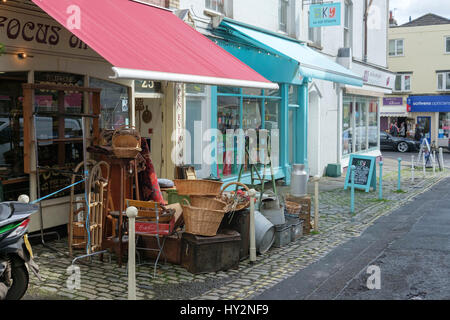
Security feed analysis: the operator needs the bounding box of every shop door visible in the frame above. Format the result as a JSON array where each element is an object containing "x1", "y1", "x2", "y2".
[
  {"x1": 136, "y1": 98, "x2": 163, "y2": 177},
  {"x1": 417, "y1": 116, "x2": 431, "y2": 144}
]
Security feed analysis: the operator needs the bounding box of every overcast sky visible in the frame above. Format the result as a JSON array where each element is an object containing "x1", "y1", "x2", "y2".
[{"x1": 390, "y1": 0, "x2": 450, "y2": 25}]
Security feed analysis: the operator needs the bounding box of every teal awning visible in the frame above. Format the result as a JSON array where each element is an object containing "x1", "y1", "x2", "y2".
[{"x1": 219, "y1": 19, "x2": 363, "y2": 87}]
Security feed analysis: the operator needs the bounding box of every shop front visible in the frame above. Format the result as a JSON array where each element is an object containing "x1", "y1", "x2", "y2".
[
  {"x1": 340, "y1": 62, "x2": 395, "y2": 169},
  {"x1": 1, "y1": 0, "x2": 276, "y2": 236},
  {"x1": 201, "y1": 18, "x2": 363, "y2": 184},
  {"x1": 0, "y1": 3, "x2": 135, "y2": 232},
  {"x1": 407, "y1": 95, "x2": 450, "y2": 147}
]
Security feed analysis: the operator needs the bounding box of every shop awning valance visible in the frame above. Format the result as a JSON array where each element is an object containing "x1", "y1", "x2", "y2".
[
  {"x1": 219, "y1": 19, "x2": 364, "y2": 87},
  {"x1": 30, "y1": 0, "x2": 277, "y2": 89}
]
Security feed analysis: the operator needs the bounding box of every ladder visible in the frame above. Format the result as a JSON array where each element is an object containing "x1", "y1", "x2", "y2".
[{"x1": 237, "y1": 130, "x2": 277, "y2": 208}]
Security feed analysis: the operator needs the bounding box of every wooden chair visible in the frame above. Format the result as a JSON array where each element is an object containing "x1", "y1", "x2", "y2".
[{"x1": 126, "y1": 199, "x2": 175, "y2": 278}]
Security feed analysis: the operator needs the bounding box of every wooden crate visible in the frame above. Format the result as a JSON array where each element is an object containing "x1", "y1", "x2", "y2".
[{"x1": 286, "y1": 194, "x2": 311, "y2": 235}]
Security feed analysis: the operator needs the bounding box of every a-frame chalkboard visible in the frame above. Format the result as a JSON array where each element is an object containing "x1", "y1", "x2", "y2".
[{"x1": 344, "y1": 155, "x2": 377, "y2": 192}]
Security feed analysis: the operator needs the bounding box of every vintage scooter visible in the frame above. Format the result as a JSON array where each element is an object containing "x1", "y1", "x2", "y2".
[{"x1": 0, "y1": 196, "x2": 41, "y2": 300}]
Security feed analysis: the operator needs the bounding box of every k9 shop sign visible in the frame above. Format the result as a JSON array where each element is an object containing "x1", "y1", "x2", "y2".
[{"x1": 0, "y1": 9, "x2": 98, "y2": 57}]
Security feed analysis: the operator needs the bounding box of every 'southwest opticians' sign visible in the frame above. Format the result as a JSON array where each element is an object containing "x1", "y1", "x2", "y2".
[{"x1": 309, "y1": 2, "x2": 341, "y2": 28}]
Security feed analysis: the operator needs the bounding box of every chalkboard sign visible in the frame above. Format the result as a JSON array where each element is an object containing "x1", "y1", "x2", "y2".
[{"x1": 344, "y1": 155, "x2": 377, "y2": 192}]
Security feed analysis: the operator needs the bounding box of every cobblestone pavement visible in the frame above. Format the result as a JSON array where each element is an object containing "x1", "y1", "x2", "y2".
[{"x1": 26, "y1": 165, "x2": 450, "y2": 300}]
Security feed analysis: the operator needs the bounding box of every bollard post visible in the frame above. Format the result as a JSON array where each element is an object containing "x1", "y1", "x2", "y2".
[
  {"x1": 314, "y1": 175, "x2": 320, "y2": 232},
  {"x1": 350, "y1": 165, "x2": 356, "y2": 214},
  {"x1": 397, "y1": 158, "x2": 402, "y2": 191},
  {"x1": 411, "y1": 155, "x2": 415, "y2": 183},
  {"x1": 439, "y1": 147, "x2": 444, "y2": 171},
  {"x1": 18, "y1": 194, "x2": 30, "y2": 203},
  {"x1": 433, "y1": 151, "x2": 436, "y2": 176},
  {"x1": 126, "y1": 206, "x2": 138, "y2": 300},
  {"x1": 248, "y1": 189, "x2": 257, "y2": 263},
  {"x1": 423, "y1": 152, "x2": 426, "y2": 176},
  {"x1": 379, "y1": 161, "x2": 383, "y2": 200}
]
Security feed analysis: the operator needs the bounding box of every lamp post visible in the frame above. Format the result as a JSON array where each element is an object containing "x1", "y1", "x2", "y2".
[{"x1": 379, "y1": 161, "x2": 383, "y2": 200}]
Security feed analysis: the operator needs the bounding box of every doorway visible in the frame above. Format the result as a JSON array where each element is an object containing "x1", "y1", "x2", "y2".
[
  {"x1": 417, "y1": 116, "x2": 431, "y2": 144},
  {"x1": 135, "y1": 97, "x2": 163, "y2": 177}
]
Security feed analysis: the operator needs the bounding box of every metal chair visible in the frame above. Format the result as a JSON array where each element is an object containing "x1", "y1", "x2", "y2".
[{"x1": 125, "y1": 199, "x2": 175, "y2": 278}]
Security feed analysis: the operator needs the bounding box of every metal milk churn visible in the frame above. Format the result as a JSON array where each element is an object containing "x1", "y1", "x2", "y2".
[{"x1": 290, "y1": 164, "x2": 309, "y2": 197}]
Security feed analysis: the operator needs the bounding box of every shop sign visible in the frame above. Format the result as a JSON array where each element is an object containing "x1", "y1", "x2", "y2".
[
  {"x1": 407, "y1": 95, "x2": 450, "y2": 112},
  {"x1": 309, "y1": 3, "x2": 341, "y2": 28},
  {"x1": 134, "y1": 80, "x2": 162, "y2": 94},
  {"x1": 0, "y1": 8, "x2": 99, "y2": 58},
  {"x1": 344, "y1": 155, "x2": 377, "y2": 193},
  {"x1": 351, "y1": 62, "x2": 395, "y2": 90},
  {"x1": 383, "y1": 97, "x2": 403, "y2": 106}
]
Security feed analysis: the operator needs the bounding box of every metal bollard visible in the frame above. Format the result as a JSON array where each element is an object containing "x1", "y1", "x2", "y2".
[
  {"x1": 350, "y1": 165, "x2": 356, "y2": 214},
  {"x1": 423, "y1": 152, "x2": 426, "y2": 176},
  {"x1": 379, "y1": 161, "x2": 383, "y2": 200},
  {"x1": 248, "y1": 189, "x2": 257, "y2": 263},
  {"x1": 411, "y1": 155, "x2": 415, "y2": 183},
  {"x1": 126, "y1": 206, "x2": 138, "y2": 300},
  {"x1": 433, "y1": 151, "x2": 436, "y2": 176},
  {"x1": 314, "y1": 175, "x2": 320, "y2": 232},
  {"x1": 439, "y1": 147, "x2": 444, "y2": 171},
  {"x1": 397, "y1": 158, "x2": 402, "y2": 191},
  {"x1": 18, "y1": 194, "x2": 30, "y2": 203}
]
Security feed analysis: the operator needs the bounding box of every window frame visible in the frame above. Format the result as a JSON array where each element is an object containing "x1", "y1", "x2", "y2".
[
  {"x1": 205, "y1": 0, "x2": 225, "y2": 14},
  {"x1": 278, "y1": 0, "x2": 289, "y2": 33},
  {"x1": 393, "y1": 73, "x2": 412, "y2": 93},
  {"x1": 446, "y1": 36, "x2": 450, "y2": 54},
  {"x1": 437, "y1": 71, "x2": 450, "y2": 91},
  {"x1": 343, "y1": 0, "x2": 353, "y2": 49},
  {"x1": 308, "y1": 0, "x2": 322, "y2": 45},
  {"x1": 389, "y1": 39, "x2": 404, "y2": 57}
]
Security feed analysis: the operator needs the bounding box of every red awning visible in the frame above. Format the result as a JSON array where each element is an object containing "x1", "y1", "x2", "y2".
[{"x1": 31, "y1": 0, "x2": 277, "y2": 89}]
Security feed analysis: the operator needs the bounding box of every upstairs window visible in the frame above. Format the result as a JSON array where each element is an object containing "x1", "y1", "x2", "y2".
[
  {"x1": 308, "y1": 0, "x2": 321, "y2": 45},
  {"x1": 279, "y1": 0, "x2": 289, "y2": 33},
  {"x1": 205, "y1": 0, "x2": 225, "y2": 14},
  {"x1": 437, "y1": 72, "x2": 450, "y2": 91},
  {"x1": 394, "y1": 74, "x2": 412, "y2": 92},
  {"x1": 446, "y1": 37, "x2": 450, "y2": 53},
  {"x1": 344, "y1": 0, "x2": 353, "y2": 49},
  {"x1": 389, "y1": 39, "x2": 404, "y2": 56}
]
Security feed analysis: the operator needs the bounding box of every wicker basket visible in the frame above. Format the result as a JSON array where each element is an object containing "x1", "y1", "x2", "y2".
[
  {"x1": 285, "y1": 201, "x2": 302, "y2": 215},
  {"x1": 219, "y1": 182, "x2": 250, "y2": 212},
  {"x1": 181, "y1": 199, "x2": 226, "y2": 237},
  {"x1": 189, "y1": 196, "x2": 228, "y2": 211},
  {"x1": 174, "y1": 179, "x2": 223, "y2": 196},
  {"x1": 112, "y1": 125, "x2": 142, "y2": 159}
]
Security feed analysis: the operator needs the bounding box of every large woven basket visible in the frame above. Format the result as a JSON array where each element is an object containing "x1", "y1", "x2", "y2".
[
  {"x1": 174, "y1": 179, "x2": 223, "y2": 196},
  {"x1": 181, "y1": 199, "x2": 226, "y2": 237},
  {"x1": 189, "y1": 196, "x2": 228, "y2": 211},
  {"x1": 112, "y1": 125, "x2": 142, "y2": 158}
]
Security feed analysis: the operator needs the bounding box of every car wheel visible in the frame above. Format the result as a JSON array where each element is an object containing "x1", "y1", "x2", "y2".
[{"x1": 397, "y1": 142, "x2": 409, "y2": 153}]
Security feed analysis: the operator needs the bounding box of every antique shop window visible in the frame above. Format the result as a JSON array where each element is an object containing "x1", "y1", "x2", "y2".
[
  {"x1": 0, "y1": 72, "x2": 29, "y2": 200},
  {"x1": 216, "y1": 87, "x2": 281, "y2": 178},
  {"x1": 90, "y1": 78, "x2": 129, "y2": 129},
  {"x1": 34, "y1": 72, "x2": 85, "y2": 199}
]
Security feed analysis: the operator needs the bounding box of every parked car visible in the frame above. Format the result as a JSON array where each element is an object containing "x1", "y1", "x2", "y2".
[{"x1": 380, "y1": 131, "x2": 421, "y2": 153}]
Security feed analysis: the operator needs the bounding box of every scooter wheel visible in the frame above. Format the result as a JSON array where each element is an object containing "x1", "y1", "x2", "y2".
[{"x1": 5, "y1": 265, "x2": 29, "y2": 300}]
